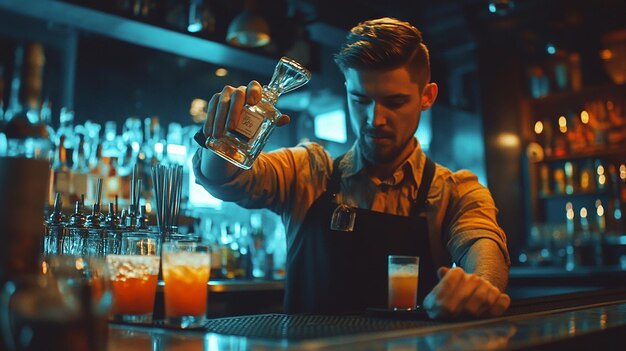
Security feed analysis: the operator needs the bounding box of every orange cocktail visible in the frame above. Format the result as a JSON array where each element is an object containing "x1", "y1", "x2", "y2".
[
  {"x1": 162, "y1": 242, "x2": 211, "y2": 327},
  {"x1": 111, "y1": 274, "x2": 159, "y2": 314},
  {"x1": 388, "y1": 273, "x2": 419, "y2": 309},
  {"x1": 163, "y1": 263, "x2": 210, "y2": 316},
  {"x1": 388, "y1": 255, "x2": 420, "y2": 310},
  {"x1": 106, "y1": 255, "x2": 160, "y2": 321}
]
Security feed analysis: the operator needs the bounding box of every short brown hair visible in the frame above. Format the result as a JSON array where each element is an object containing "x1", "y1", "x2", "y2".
[{"x1": 334, "y1": 17, "x2": 431, "y2": 89}]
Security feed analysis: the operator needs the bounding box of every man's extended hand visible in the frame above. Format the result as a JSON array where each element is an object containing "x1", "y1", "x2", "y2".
[
  {"x1": 203, "y1": 80, "x2": 290, "y2": 140},
  {"x1": 423, "y1": 267, "x2": 510, "y2": 320}
]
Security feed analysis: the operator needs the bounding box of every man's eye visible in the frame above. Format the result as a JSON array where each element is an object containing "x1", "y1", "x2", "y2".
[
  {"x1": 351, "y1": 97, "x2": 370, "y2": 105},
  {"x1": 383, "y1": 98, "x2": 409, "y2": 109},
  {"x1": 385, "y1": 101, "x2": 405, "y2": 109}
]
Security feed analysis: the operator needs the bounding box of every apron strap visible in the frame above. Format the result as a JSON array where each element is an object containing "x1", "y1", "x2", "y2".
[
  {"x1": 412, "y1": 157, "x2": 436, "y2": 216},
  {"x1": 327, "y1": 154, "x2": 345, "y2": 196}
]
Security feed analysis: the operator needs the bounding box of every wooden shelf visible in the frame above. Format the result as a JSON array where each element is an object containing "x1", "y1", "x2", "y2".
[
  {"x1": 537, "y1": 146, "x2": 626, "y2": 163},
  {"x1": 526, "y1": 83, "x2": 626, "y2": 108},
  {"x1": 539, "y1": 190, "x2": 609, "y2": 200}
]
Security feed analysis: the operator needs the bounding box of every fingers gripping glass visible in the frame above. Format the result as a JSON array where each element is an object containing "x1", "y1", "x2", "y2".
[{"x1": 330, "y1": 204, "x2": 357, "y2": 232}]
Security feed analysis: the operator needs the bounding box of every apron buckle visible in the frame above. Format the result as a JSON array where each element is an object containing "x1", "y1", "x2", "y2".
[{"x1": 330, "y1": 204, "x2": 357, "y2": 232}]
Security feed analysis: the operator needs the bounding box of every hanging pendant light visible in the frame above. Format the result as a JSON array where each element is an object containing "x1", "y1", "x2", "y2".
[
  {"x1": 187, "y1": 0, "x2": 204, "y2": 33},
  {"x1": 226, "y1": 0, "x2": 271, "y2": 48}
]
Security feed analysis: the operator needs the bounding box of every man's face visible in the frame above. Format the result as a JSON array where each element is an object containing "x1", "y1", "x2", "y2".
[{"x1": 344, "y1": 66, "x2": 436, "y2": 165}]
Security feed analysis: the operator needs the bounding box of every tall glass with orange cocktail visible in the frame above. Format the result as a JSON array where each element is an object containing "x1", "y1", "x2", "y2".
[
  {"x1": 388, "y1": 255, "x2": 420, "y2": 310},
  {"x1": 162, "y1": 242, "x2": 211, "y2": 328},
  {"x1": 106, "y1": 234, "x2": 161, "y2": 323}
]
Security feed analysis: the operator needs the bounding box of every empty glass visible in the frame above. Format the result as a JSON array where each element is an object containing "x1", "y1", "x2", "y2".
[{"x1": 2, "y1": 255, "x2": 114, "y2": 351}]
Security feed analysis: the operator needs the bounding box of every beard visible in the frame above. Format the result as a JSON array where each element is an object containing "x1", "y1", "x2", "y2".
[{"x1": 358, "y1": 133, "x2": 412, "y2": 165}]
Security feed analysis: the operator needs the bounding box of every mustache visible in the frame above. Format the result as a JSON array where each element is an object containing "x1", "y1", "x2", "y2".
[{"x1": 362, "y1": 127, "x2": 394, "y2": 138}]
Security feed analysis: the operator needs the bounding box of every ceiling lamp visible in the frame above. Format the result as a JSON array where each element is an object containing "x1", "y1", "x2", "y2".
[
  {"x1": 226, "y1": 0, "x2": 271, "y2": 48},
  {"x1": 187, "y1": 0, "x2": 204, "y2": 33}
]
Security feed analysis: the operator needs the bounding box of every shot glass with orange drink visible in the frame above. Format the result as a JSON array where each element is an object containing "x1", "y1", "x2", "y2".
[
  {"x1": 162, "y1": 242, "x2": 211, "y2": 328},
  {"x1": 106, "y1": 234, "x2": 161, "y2": 323},
  {"x1": 388, "y1": 255, "x2": 419, "y2": 310}
]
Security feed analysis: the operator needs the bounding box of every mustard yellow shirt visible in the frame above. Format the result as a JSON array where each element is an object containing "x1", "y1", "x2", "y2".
[{"x1": 192, "y1": 138, "x2": 510, "y2": 268}]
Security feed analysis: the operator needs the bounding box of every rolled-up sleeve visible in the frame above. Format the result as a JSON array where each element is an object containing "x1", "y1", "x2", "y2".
[
  {"x1": 191, "y1": 143, "x2": 332, "y2": 228},
  {"x1": 443, "y1": 170, "x2": 511, "y2": 266}
]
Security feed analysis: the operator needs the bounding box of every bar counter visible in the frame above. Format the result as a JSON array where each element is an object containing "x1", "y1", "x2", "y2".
[{"x1": 108, "y1": 288, "x2": 626, "y2": 350}]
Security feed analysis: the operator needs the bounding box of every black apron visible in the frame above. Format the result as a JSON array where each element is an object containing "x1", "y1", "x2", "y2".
[{"x1": 285, "y1": 155, "x2": 437, "y2": 314}]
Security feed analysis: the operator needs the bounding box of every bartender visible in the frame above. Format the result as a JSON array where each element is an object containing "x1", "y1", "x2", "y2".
[{"x1": 192, "y1": 17, "x2": 510, "y2": 320}]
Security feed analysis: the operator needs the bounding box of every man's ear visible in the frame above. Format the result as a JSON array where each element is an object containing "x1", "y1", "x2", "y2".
[{"x1": 421, "y1": 83, "x2": 438, "y2": 111}]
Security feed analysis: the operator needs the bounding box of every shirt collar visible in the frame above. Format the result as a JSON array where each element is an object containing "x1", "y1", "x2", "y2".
[{"x1": 339, "y1": 137, "x2": 426, "y2": 185}]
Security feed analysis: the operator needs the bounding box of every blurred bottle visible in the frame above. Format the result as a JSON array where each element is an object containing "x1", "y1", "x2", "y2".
[
  {"x1": 86, "y1": 143, "x2": 104, "y2": 206},
  {"x1": 564, "y1": 161, "x2": 576, "y2": 194},
  {"x1": 64, "y1": 198, "x2": 86, "y2": 255},
  {"x1": 52, "y1": 135, "x2": 71, "y2": 205},
  {"x1": 528, "y1": 66, "x2": 550, "y2": 98},
  {"x1": 539, "y1": 164, "x2": 551, "y2": 196},
  {"x1": 608, "y1": 164, "x2": 625, "y2": 234},
  {"x1": 56, "y1": 107, "x2": 76, "y2": 166},
  {"x1": 0, "y1": 155, "x2": 49, "y2": 289},
  {"x1": 102, "y1": 121, "x2": 121, "y2": 159},
  {"x1": 553, "y1": 168, "x2": 566, "y2": 195},
  {"x1": 2, "y1": 43, "x2": 52, "y2": 160},
  {"x1": 579, "y1": 159, "x2": 595, "y2": 193},
  {"x1": 72, "y1": 134, "x2": 90, "y2": 204},
  {"x1": 195, "y1": 216, "x2": 223, "y2": 279},
  {"x1": 39, "y1": 99, "x2": 55, "y2": 142},
  {"x1": 595, "y1": 159, "x2": 607, "y2": 191},
  {"x1": 564, "y1": 202, "x2": 576, "y2": 271},
  {"x1": 219, "y1": 222, "x2": 243, "y2": 279},
  {"x1": 271, "y1": 223, "x2": 287, "y2": 280},
  {"x1": 619, "y1": 164, "x2": 626, "y2": 233},
  {"x1": 237, "y1": 224, "x2": 252, "y2": 278},
  {"x1": 249, "y1": 212, "x2": 268, "y2": 279},
  {"x1": 103, "y1": 156, "x2": 121, "y2": 208},
  {"x1": 0, "y1": 62, "x2": 5, "y2": 125},
  {"x1": 0, "y1": 92, "x2": 5, "y2": 156},
  {"x1": 43, "y1": 193, "x2": 66, "y2": 255}
]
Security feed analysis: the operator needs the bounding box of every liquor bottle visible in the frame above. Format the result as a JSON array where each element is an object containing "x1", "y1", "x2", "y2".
[
  {"x1": 206, "y1": 57, "x2": 311, "y2": 169},
  {"x1": 564, "y1": 161, "x2": 576, "y2": 194},
  {"x1": 52, "y1": 135, "x2": 71, "y2": 205},
  {"x1": 595, "y1": 159, "x2": 606, "y2": 191},
  {"x1": 72, "y1": 135, "x2": 90, "y2": 203},
  {"x1": 56, "y1": 107, "x2": 76, "y2": 167},
  {"x1": 579, "y1": 159, "x2": 595, "y2": 192},
  {"x1": 607, "y1": 165, "x2": 621, "y2": 233},
  {"x1": 44, "y1": 193, "x2": 66, "y2": 255},
  {"x1": 616, "y1": 164, "x2": 626, "y2": 234},
  {"x1": 249, "y1": 212, "x2": 268, "y2": 278},
  {"x1": 84, "y1": 204, "x2": 104, "y2": 256},
  {"x1": 2, "y1": 43, "x2": 51, "y2": 159},
  {"x1": 136, "y1": 204, "x2": 150, "y2": 230},
  {"x1": 64, "y1": 199, "x2": 86, "y2": 255},
  {"x1": 104, "y1": 202, "x2": 122, "y2": 256},
  {"x1": 86, "y1": 143, "x2": 103, "y2": 207}
]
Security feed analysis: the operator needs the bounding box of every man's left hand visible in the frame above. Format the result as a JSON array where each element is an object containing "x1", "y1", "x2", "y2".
[{"x1": 423, "y1": 266, "x2": 510, "y2": 320}]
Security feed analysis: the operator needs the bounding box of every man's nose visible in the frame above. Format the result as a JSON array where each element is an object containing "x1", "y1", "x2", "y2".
[{"x1": 367, "y1": 102, "x2": 386, "y2": 127}]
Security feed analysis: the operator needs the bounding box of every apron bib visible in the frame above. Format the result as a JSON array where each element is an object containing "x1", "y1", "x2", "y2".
[{"x1": 285, "y1": 156, "x2": 437, "y2": 314}]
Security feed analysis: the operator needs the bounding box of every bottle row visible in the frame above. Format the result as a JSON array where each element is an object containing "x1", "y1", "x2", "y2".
[
  {"x1": 537, "y1": 159, "x2": 626, "y2": 198},
  {"x1": 192, "y1": 213, "x2": 287, "y2": 281},
  {"x1": 42, "y1": 190, "x2": 287, "y2": 282},
  {"x1": 531, "y1": 97, "x2": 626, "y2": 158}
]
